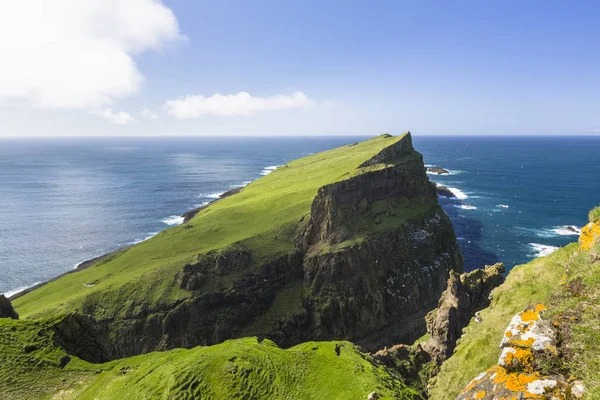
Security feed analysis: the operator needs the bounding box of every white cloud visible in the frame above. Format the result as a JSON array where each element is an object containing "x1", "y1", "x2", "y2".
[
  {"x1": 165, "y1": 91, "x2": 313, "y2": 119},
  {"x1": 141, "y1": 108, "x2": 158, "y2": 120},
  {"x1": 0, "y1": 1, "x2": 182, "y2": 110},
  {"x1": 92, "y1": 108, "x2": 137, "y2": 124}
]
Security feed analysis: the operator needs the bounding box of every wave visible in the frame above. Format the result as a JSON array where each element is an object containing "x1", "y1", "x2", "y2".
[
  {"x1": 497, "y1": 204, "x2": 509, "y2": 209},
  {"x1": 128, "y1": 232, "x2": 159, "y2": 245},
  {"x1": 454, "y1": 204, "x2": 477, "y2": 210},
  {"x1": 528, "y1": 243, "x2": 559, "y2": 257},
  {"x1": 260, "y1": 165, "x2": 280, "y2": 176},
  {"x1": 447, "y1": 187, "x2": 468, "y2": 200},
  {"x1": 551, "y1": 225, "x2": 581, "y2": 236},
  {"x1": 3, "y1": 282, "x2": 42, "y2": 298},
  {"x1": 230, "y1": 181, "x2": 252, "y2": 188},
  {"x1": 206, "y1": 192, "x2": 225, "y2": 199},
  {"x1": 193, "y1": 201, "x2": 210, "y2": 207},
  {"x1": 162, "y1": 215, "x2": 184, "y2": 226}
]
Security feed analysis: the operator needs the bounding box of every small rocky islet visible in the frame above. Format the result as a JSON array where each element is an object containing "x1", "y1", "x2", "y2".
[{"x1": 2, "y1": 133, "x2": 600, "y2": 399}]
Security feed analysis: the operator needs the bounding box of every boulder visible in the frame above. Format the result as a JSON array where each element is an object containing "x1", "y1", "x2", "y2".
[
  {"x1": 0, "y1": 295, "x2": 18, "y2": 319},
  {"x1": 426, "y1": 167, "x2": 450, "y2": 175}
]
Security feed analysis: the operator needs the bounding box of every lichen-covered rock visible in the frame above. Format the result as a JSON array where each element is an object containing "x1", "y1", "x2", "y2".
[
  {"x1": 0, "y1": 295, "x2": 18, "y2": 319},
  {"x1": 457, "y1": 305, "x2": 585, "y2": 399},
  {"x1": 579, "y1": 221, "x2": 600, "y2": 251}
]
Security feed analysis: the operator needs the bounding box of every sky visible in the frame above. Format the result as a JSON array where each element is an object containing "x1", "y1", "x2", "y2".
[{"x1": 1, "y1": 0, "x2": 600, "y2": 136}]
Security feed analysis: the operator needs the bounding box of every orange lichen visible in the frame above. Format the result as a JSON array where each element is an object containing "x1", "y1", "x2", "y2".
[
  {"x1": 491, "y1": 365, "x2": 541, "y2": 397},
  {"x1": 505, "y1": 331, "x2": 513, "y2": 338},
  {"x1": 520, "y1": 310, "x2": 540, "y2": 322},
  {"x1": 579, "y1": 222, "x2": 600, "y2": 250},
  {"x1": 475, "y1": 391, "x2": 486, "y2": 399},
  {"x1": 503, "y1": 348, "x2": 535, "y2": 372},
  {"x1": 534, "y1": 304, "x2": 547, "y2": 313}
]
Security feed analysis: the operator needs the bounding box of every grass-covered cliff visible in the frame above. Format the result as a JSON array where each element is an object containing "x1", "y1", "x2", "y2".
[{"x1": 11, "y1": 132, "x2": 462, "y2": 359}]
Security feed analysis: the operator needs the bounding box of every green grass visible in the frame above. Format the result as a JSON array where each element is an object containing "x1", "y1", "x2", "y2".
[
  {"x1": 0, "y1": 316, "x2": 421, "y2": 400},
  {"x1": 429, "y1": 243, "x2": 577, "y2": 400},
  {"x1": 589, "y1": 205, "x2": 600, "y2": 223},
  {"x1": 14, "y1": 133, "x2": 413, "y2": 320}
]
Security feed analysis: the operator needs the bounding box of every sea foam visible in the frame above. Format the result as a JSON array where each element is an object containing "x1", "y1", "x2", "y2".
[
  {"x1": 447, "y1": 187, "x2": 468, "y2": 200},
  {"x1": 529, "y1": 243, "x2": 559, "y2": 257},
  {"x1": 260, "y1": 165, "x2": 280, "y2": 176},
  {"x1": 551, "y1": 225, "x2": 581, "y2": 236},
  {"x1": 3, "y1": 282, "x2": 42, "y2": 298},
  {"x1": 162, "y1": 215, "x2": 184, "y2": 226},
  {"x1": 455, "y1": 204, "x2": 477, "y2": 210}
]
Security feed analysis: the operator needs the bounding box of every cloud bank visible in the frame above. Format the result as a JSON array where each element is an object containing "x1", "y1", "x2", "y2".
[
  {"x1": 0, "y1": 1, "x2": 182, "y2": 110},
  {"x1": 165, "y1": 91, "x2": 313, "y2": 119}
]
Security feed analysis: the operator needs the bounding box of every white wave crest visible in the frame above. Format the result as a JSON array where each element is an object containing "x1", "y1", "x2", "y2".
[
  {"x1": 162, "y1": 215, "x2": 184, "y2": 226},
  {"x1": 206, "y1": 192, "x2": 225, "y2": 199},
  {"x1": 529, "y1": 243, "x2": 559, "y2": 257},
  {"x1": 3, "y1": 282, "x2": 42, "y2": 298},
  {"x1": 260, "y1": 165, "x2": 281, "y2": 176},
  {"x1": 128, "y1": 232, "x2": 159, "y2": 245},
  {"x1": 551, "y1": 225, "x2": 581, "y2": 236},
  {"x1": 455, "y1": 204, "x2": 477, "y2": 210},
  {"x1": 497, "y1": 204, "x2": 509, "y2": 209},
  {"x1": 447, "y1": 187, "x2": 468, "y2": 200}
]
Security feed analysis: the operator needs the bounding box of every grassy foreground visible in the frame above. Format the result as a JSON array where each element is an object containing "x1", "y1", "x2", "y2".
[
  {"x1": 13, "y1": 133, "x2": 412, "y2": 320},
  {"x1": 430, "y1": 209, "x2": 600, "y2": 399},
  {"x1": 0, "y1": 316, "x2": 421, "y2": 400}
]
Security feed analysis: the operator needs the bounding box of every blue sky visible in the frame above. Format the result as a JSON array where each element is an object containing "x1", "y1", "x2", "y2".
[{"x1": 1, "y1": 0, "x2": 600, "y2": 136}]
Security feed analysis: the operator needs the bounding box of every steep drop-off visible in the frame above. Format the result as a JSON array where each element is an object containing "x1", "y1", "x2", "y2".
[{"x1": 12, "y1": 133, "x2": 462, "y2": 360}]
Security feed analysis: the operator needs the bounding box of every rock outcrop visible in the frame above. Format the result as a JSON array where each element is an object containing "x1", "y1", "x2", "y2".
[
  {"x1": 427, "y1": 167, "x2": 450, "y2": 175},
  {"x1": 436, "y1": 186, "x2": 456, "y2": 199},
  {"x1": 422, "y1": 263, "x2": 505, "y2": 361},
  {"x1": 458, "y1": 305, "x2": 585, "y2": 399},
  {"x1": 370, "y1": 264, "x2": 505, "y2": 396},
  {"x1": 0, "y1": 295, "x2": 18, "y2": 319}
]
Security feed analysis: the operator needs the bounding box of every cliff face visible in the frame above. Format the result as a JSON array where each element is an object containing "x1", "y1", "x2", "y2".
[{"x1": 14, "y1": 133, "x2": 463, "y2": 361}]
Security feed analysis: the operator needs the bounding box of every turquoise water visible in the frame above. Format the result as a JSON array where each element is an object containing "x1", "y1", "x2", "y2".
[{"x1": 1, "y1": 135, "x2": 599, "y2": 295}]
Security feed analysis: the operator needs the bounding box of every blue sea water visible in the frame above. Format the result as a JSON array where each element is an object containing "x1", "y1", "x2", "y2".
[{"x1": 1, "y1": 135, "x2": 599, "y2": 295}]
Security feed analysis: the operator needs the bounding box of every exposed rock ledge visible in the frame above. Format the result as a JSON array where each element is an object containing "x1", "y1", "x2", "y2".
[
  {"x1": 458, "y1": 304, "x2": 585, "y2": 399},
  {"x1": 373, "y1": 263, "x2": 505, "y2": 394}
]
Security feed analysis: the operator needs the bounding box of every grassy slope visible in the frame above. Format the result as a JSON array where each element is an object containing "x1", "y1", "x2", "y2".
[
  {"x1": 14, "y1": 133, "x2": 416, "y2": 320},
  {"x1": 429, "y1": 243, "x2": 576, "y2": 399},
  {"x1": 432, "y1": 231, "x2": 600, "y2": 399},
  {"x1": 0, "y1": 317, "x2": 421, "y2": 400}
]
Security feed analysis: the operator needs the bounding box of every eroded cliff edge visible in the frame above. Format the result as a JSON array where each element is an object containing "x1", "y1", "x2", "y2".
[{"x1": 14, "y1": 133, "x2": 463, "y2": 360}]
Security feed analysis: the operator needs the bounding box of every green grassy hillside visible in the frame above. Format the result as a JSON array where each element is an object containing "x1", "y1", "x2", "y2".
[
  {"x1": 13, "y1": 133, "x2": 414, "y2": 320},
  {"x1": 0, "y1": 315, "x2": 421, "y2": 400},
  {"x1": 430, "y1": 210, "x2": 600, "y2": 399}
]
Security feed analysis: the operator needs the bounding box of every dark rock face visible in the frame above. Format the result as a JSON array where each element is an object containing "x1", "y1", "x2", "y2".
[
  {"x1": 0, "y1": 295, "x2": 18, "y2": 319},
  {"x1": 52, "y1": 313, "x2": 114, "y2": 363},
  {"x1": 54, "y1": 133, "x2": 465, "y2": 361},
  {"x1": 371, "y1": 263, "x2": 505, "y2": 396},
  {"x1": 422, "y1": 263, "x2": 505, "y2": 361}
]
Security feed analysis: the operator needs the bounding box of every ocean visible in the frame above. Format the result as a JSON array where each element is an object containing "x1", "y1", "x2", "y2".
[{"x1": 1, "y1": 135, "x2": 599, "y2": 296}]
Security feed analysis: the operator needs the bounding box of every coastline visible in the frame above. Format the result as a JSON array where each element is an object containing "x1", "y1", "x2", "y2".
[{"x1": 8, "y1": 184, "x2": 251, "y2": 302}]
